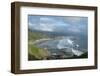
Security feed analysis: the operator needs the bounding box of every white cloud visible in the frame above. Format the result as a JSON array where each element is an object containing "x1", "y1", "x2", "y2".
[
  {"x1": 28, "y1": 22, "x2": 33, "y2": 26},
  {"x1": 64, "y1": 17, "x2": 81, "y2": 23},
  {"x1": 29, "y1": 21, "x2": 54, "y2": 32},
  {"x1": 67, "y1": 27, "x2": 80, "y2": 33},
  {"x1": 36, "y1": 23, "x2": 54, "y2": 32},
  {"x1": 28, "y1": 16, "x2": 87, "y2": 34},
  {"x1": 40, "y1": 17, "x2": 53, "y2": 21}
]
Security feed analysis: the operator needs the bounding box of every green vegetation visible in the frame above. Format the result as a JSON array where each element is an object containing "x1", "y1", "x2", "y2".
[
  {"x1": 28, "y1": 43, "x2": 50, "y2": 60},
  {"x1": 66, "y1": 52, "x2": 88, "y2": 59},
  {"x1": 28, "y1": 31, "x2": 51, "y2": 60},
  {"x1": 78, "y1": 52, "x2": 88, "y2": 58},
  {"x1": 28, "y1": 31, "x2": 48, "y2": 41}
]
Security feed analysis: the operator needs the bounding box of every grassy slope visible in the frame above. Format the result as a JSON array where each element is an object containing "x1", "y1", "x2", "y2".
[
  {"x1": 28, "y1": 31, "x2": 48, "y2": 41},
  {"x1": 28, "y1": 31, "x2": 50, "y2": 60}
]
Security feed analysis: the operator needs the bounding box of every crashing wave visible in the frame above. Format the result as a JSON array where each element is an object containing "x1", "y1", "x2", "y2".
[
  {"x1": 57, "y1": 38, "x2": 74, "y2": 49},
  {"x1": 35, "y1": 37, "x2": 86, "y2": 57},
  {"x1": 57, "y1": 37, "x2": 85, "y2": 56},
  {"x1": 72, "y1": 48, "x2": 84, "y2": 56}
]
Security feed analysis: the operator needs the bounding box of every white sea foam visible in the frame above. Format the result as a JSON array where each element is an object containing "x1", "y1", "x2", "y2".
[
  {"x1": 57, "y1": 38, "x2": 73, "y2": 49},
  {"x1": 72, "y1": 48, "x2": 83, "y2": 56}
]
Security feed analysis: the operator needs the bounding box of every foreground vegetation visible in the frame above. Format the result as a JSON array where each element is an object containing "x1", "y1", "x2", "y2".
[
  {"x1": 28, "y1": 31, "x2": 50, "y2": 60},
  {"x1": 28, "y1": 43, "x2": 50, "y2": 60},
  {"x1": 28, "y1": 30, "x2": 49, "y2": 41}
]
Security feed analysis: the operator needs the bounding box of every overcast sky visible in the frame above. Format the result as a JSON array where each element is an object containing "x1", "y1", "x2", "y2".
[{"x1": 28, "y1": 15, "x2": 88, "y2": 35}]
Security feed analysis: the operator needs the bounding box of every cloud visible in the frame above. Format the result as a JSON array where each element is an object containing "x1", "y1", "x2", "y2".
[
  {"x1": 40, "y1": 17, "x2": 53, "y2": 21},
  {"x1": 28, "y1": 16, "x2": 88, "y2": 34},
  {"x1": 36, "y1": 23, "x2": 54, "y2": 32},
  {"x1": 64, "y1": 16, "x2": 85, "y2": 24},
  {"x1": 29, "y1": 21, "x2": 54, "y2": 32},
  {"x1": 29, "y1": 16, "x2": 69, "y2": 32},
  {"x1": 67, "y1": 27, "x2": 80, "y2": 33}
]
